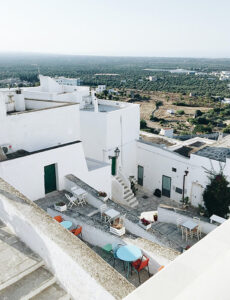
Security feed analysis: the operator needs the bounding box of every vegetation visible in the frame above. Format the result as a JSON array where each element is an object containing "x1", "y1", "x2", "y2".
[
  {"x1": 203, "y1": 170, "x2": 230, "y2": 218},
  {"x1": 0, "y1": 54, "x2": 230, "y2": 98},
  {"x1": 140, "y1": 119, "x2": 147, "y2": 129}
]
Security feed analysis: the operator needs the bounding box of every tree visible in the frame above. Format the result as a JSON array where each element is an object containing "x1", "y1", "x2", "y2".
[
  {"x1": 140, "y1": 119, "x2": 147, "y2": 129},
  {"x1": 203, "y1": 170, "x2": 230, "y2": 218},
  {"x1": 195, "y1": 109, "x2": 203, "y2": 118}
]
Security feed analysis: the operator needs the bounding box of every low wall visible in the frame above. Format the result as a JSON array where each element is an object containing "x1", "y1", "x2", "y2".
[
  {"x1": 158, "y1": 206, "x2": 217, "y2": 234},
  {"x1": 0, "y1": 178, "x2": 134, "y2": 300}
]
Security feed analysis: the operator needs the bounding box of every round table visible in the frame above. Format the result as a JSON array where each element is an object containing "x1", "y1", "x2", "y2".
[
  {"x1": 60, "y1": 221, "x2": 72, "y2": 229},
  {"x1": 116, "y1": 245, "x2": 142, "y2": 278}
]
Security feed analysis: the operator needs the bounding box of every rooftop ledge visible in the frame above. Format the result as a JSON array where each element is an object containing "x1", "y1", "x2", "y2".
[{"x1": 0, "y1": 178, "x2": 134, "y2": 299}]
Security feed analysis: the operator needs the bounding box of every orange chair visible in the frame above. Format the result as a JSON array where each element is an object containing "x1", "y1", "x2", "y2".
[
  {"x1": 54, "y1": 216, "x2": 63, "y2": 223},
  {"x1": 71, "y1": 226, "x2": 82, "y2": 238},
  {"x1": 132, "y1": 255, "x2": 150, "y2": 283},
  {"x1": 158, "y1": 265, "x2": 164, "y2": 272}
]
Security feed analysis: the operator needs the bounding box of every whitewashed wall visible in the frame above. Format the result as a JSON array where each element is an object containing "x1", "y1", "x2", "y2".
[
  {"x1": 0, "y1": 143, "x2": 111, "y2": 201},
  {"x1": 80, "y1": 102, "x2": 140, "y2": 178},
  {"x1": 136, "y1": 140, "x2": 192, "y2": 203},
  {"x1": 0, "y1": 102, "x2": 80, "y2": 152}
]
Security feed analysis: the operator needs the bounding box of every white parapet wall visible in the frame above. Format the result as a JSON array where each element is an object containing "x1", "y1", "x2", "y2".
[
  {"x1": 0, "y1": 178, "x2": 134, "y2": 300},
  {"x1": 158, "y1": 205, "x2": 217, "y2": 234}
]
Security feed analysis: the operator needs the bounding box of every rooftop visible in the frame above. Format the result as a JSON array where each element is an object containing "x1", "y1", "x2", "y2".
[
  {"x1": 2, "y1": 141, "x2": 81, "y2": 162},
  {"x1": 194, "y1": 146, "x2": 230, "y2": 162}
]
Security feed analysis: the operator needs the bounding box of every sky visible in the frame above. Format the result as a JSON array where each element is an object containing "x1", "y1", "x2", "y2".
[{"x1": 0, "y1": 0, "x2": 230, "y2": 58}]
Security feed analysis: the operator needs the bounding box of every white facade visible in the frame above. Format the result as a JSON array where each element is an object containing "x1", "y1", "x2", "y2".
[
  {"x1": 160, "y1": 128, "x2": 174, "y2": 138},
  {"x1": 54, "y1": 76, "x2": 80, "y2": 86},
  {"x1": 96, "y1": 85, "x2": 106, "y2": 93}
]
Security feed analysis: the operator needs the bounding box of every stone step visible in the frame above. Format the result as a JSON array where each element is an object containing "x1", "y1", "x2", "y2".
[
  {"x1": 124, "y1": 191, "x2": 133, "y2": 199},
  {"x1": 31, "y1": 283, "x2": 70, "y2": 300},
  {"x1": 127, "y1": 197, "x2": 138, "y2": 207},
  {"x1": 0, "y1": 260, "x2": 44, "y2": 291},
  {"x1": 130, "y1": 201, "x2": 139, "y2": 208},
  {"x1": 125, "y1": 194, "x2": 135, "y2": 202},
  {"x1": 0, "y1": 267, "x2": 56, "y2": 300}
]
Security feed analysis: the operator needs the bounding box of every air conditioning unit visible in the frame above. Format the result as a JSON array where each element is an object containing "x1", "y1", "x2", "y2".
[{"x1": 0, "y1": 144, "x2": 13, "y2": 154}]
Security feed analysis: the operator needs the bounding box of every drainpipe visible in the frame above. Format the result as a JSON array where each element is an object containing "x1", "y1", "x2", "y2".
[{"x1": 182, "y1": 170, "x2": 189, "y2": 201}]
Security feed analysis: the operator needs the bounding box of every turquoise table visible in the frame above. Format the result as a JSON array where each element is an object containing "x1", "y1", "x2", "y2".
[
  {"x1": 116, "y1": 245, "x2": 142, "y2": 278},
  {"x1": 60, "y1": 221, "x2": 72, "y2": 229}
]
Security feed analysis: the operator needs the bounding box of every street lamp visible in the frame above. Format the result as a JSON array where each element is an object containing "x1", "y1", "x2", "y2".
[{"x1": 114, "y1": 147, "x2": 120, "y2": 158}]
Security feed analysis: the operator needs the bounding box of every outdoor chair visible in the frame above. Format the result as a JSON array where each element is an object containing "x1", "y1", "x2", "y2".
[
  {"x1": 65, "y1": 193, "x2": 78, "y2": 208},
  {"x1": 131, "y1": 255, "x2": 150, "y2": 284},
  {"x1": 71, "y1": 225, "x2": 82, "y2": 239},
  {"x1": 176, "y1": 217, "x2": 184, "y2": 231},
  {"x1": 100, "y1": 204, "x2": 108, "y2": 222},
  {"x1": 112, "y1": 243, "x2": 125, "y2": 269},
  {"x1": 54, "y1": 215, "x2": 63, "y2": 223}
]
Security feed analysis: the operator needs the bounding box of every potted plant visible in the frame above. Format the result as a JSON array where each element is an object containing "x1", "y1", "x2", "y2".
[
  {"x1": 198, "y1": 204, "x2": 205, "y2": 216},
  {"x1": 153, "y1": 213, "x2": 158, "y2": 222},
  {"x1": 180, "y1": 196, "x2": 190, "y2": 209},
  {"x1": 139, "y1": 218, "x2": 151, "y2": 230},
  {"x1": 54, "y1": 201, "x2": 67, "y2": 212},
  {"x1": 154, "y1": 189, "x2": 161, "y2": 198},
  {"x1": 98, "y1": 191, "x2": 108, "y2": 202}
]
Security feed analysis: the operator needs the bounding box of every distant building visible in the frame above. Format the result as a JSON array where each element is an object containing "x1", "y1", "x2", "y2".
[
  {"x1": 95, "y1": 85, "x2": 106, "y2": 93},
  {"x1": 54, "y1": 76, "x2": 81, "y2": 86},
  {"x1": 148, "y1": 76, "x2": 157, "y2": 82},
  {"x1": 160, "y1": 128, "x2": 174, "y2": 138},
  {"x1": 167, "y1": 109, "x2": 175, "y2": 115}
]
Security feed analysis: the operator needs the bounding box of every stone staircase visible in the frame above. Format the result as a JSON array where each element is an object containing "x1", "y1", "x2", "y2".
[
  {"x1": 0, "y1": 262, "x2": 70, "y2": 300},
  {"x1": 0, "y1": 222, "x2": 70, "y2": 300},
  {"x1": 115, "y1": 175, "x2": 138, "y2": 208}
]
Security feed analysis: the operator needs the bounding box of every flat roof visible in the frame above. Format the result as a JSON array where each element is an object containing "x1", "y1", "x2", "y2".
[
  {"x1": 4, "y1": 141, "x2": 81, "y2": 162},
  {"x1": 194, "y1": 146, "x2": 230, "y2": 162}
]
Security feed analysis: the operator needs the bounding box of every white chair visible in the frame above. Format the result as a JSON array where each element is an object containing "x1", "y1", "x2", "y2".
[
  {"x1": 65, "y1": 193, "x2": 78, "y2": 209},
  {"x1": 100, "y1": 204, "x2": 108, "y2": 222},
  {"x1": 176, "y1": 217, "x2": 183, "y2": 231}
]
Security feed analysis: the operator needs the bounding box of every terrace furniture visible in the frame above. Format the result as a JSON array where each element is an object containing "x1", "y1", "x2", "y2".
[
  {"x1": 100, "y1": 204, "x2": 108, "y2": 222},
  {"x1": 116, "y1": 245, "x2": 142, "y2": 278},
  {"x1": 132, "y1": 255, "x2": 150, "y2": 284},
  {"x1": 71, "y1": 225, "x2": 82, "y2": 238},
  {"x1": 112, "y1": 243, "x2": 124, "y2": 268},
  {"x1": 54, "y1": 216, "x2": 63, "y2": 223},
  {"x1": 210, "y1": 214, "x2": 226, "y2": 225},
  {"x1": 104, "y1": 209, "x2": 120, "y2": 224},
  {"x1": 60, "y1": 220, "x2": 72, "y2": 230},
  {"x1": 71, "y1": 187, "x2": 88, "y2": 206},
  {"x1": 176, "y1": 217, "x2": 184, "y2": 231},
  {"x1": 181, "y1": 220, "x2": 198, "y2": 241},
  {"x1": 65, "y1": 193, "x2": 78, "y2": 208}
]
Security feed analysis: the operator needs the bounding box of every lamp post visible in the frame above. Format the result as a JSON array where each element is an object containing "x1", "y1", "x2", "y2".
[
  {"x1": 109, "y1": 147, "x2": 120, "y2": 176},
  {"x1": 114, "y1": 147, "x2": 120, "y2": 158}
]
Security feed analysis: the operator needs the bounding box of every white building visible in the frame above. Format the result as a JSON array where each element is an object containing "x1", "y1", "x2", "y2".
[
  {"x1": 96, "y1": 85, "x2": 106, "y2": 93},
  {"x1": 4, "y1": 75, "x2": 230, "y2": 209},
  {"x1": 159, "y1": 128, "x2": 174, "y2": 138},
  {"x1": 0, "y1": 86, "x2": 111, "y2": 201},
  {"x1": 54, "y1": 76, "x2": 81, "y2": 86}
]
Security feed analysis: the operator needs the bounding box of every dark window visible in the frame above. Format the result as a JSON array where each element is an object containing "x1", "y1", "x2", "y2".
[
  {"x1": 172, "y1": 168, "x2": 177, "y2": 172},
  {"x1": 175, "y1": 187, "x2": 182, "y2": 194}
]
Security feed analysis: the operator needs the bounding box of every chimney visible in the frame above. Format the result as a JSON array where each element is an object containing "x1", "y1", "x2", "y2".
[{"x1": 14, "y1": 89, "x2": 25, "y2": 112}]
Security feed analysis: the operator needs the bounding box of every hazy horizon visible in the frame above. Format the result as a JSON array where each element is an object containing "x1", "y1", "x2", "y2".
[{"x1": 1, "y1": 0, "x2": 230, "y2": 58}]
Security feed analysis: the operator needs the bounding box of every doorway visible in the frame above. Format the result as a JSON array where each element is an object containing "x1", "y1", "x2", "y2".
[
  {"x1": 137, "y1": 165, "x2": 144, "y2": 186},
  {"x1": 162, "y1": 175, "x2": 171, "y2": 197},
  {"x1": 44, "y1": 164, "x2": 57, "y2": 194}
]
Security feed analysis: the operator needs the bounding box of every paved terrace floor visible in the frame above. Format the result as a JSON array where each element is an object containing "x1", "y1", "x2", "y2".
[{"x1": 36, "y1": 190, "x2": 202, "y2": 253}]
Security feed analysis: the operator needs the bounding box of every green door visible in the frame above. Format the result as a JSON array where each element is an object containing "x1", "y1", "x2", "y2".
[
  {"x1": 137, "y1": 165, "x2": 144, "y2": 186},
  {"x1": 44, "y1": 164, "x2": 57, "y2": 194},
  {"x1": 162, "y1": 175, "x2": 171, "y2": 197},
  {"x1": 111, "y1": 157, "x2": 116, "y2": 175}
]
